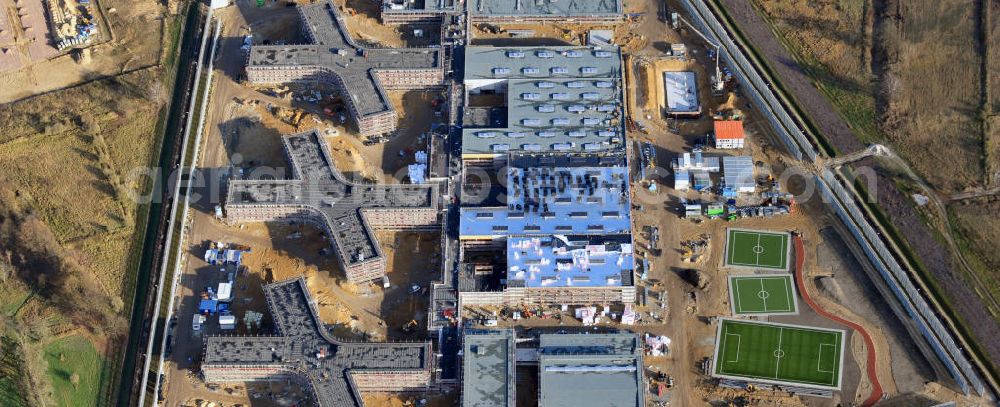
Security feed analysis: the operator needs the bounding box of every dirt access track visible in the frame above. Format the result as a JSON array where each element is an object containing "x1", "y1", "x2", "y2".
[{"x1": 712, "y1": 0, "x2": 1000, "y2": 376}]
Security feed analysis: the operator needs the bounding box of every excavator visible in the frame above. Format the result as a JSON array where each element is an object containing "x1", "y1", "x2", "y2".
[
  {"x1": 712, "y1": 92, "x2": 743, "y2": 121},
  {"x1": 401, "y1": 319, "x2": 418, "y2": 333}
]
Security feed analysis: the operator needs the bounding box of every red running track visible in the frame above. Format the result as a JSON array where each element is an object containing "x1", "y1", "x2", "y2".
[{"x1": 793, "y1": 235, "x2": 885, "y2": 406}]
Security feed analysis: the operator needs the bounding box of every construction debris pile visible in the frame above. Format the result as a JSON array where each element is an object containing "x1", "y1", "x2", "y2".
[
  {"x1": 50, "y1": 0, "x2": 99, "y2": 49},
  {"x1": 680, "y1": 235, "x2": 710, "y2": 264}
]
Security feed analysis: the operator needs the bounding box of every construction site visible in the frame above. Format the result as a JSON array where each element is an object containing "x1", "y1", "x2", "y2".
[
  {"x1": 145, "y1": 0, "x2": 1000, "y2": 406},
  {"x1": 0, "y1": 0, "x2": 107, "y2": 72}
]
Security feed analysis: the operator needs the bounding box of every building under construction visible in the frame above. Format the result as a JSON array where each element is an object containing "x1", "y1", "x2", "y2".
[
  {"x1": 460, "y1": 330, "x2": 644, "y2": 407},
  {"x1": 446, "y1": 44, "x2": 635, "y2": 308},
  {"x1": 456, "y1": 154, "x2": 635, "y2": 306},
  {"x1": 469, "y1": 0, "x2": 622, "y2": 23},
  {"x1": 224, "y1": 130, "x2": 439, "y2": 284},
  {"x1": 245, "y1": 0, "x2": 444, "y2": 136},
  {"x1": 461, "y1": 45, "x2": 626, "y2": 163},
  {"x1": 381, "y1": 0, "x2": 622, "y2": 24},
  {"x1": 662, "y1": 70, "x2": 701, "y2": 118},
  {"x1": 380, "y1": 0, "x2": 460, "y2": 24},
  {"x1": 202, "y1": 278, "x2": 433, "y2": 406}
]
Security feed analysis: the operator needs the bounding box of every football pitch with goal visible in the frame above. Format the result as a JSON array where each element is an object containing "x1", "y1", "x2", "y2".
[
  {"x1": 714, "y1": 319, "x2": 844, "y2": 389},
  {"x1": 725, "y1": 229, "x2": 790, "y2": 270},
  {"x1": 728, "y1": 275, "x2": 798, "y2": 315}
]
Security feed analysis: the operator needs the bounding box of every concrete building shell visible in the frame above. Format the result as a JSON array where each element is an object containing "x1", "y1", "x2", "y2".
[
  {"x1": 202, "y1": 278, "x2": 433, "y2": 406},
  {"x1": 245, "y1": 1, "x2": 444, "y2": 137},
  {"x1": 225, "y1": 130, "x2": 439, "y2": 284}
]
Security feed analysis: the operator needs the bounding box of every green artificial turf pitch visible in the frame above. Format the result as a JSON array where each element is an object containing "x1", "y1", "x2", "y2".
[
  {"x1": 729, "y1": 275, "x2": 797, "y2": 315},
  {"x1": 725, "y1": 229, "x2": 790, "y2": 270},
  {"x1": 714, "y1": 319, "x2": 844, "y2": 389}
]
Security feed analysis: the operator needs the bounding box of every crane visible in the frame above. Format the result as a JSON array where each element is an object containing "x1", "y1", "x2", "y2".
[{"x1": 671, "y1": 11, "x2": 725, "y2": 93}]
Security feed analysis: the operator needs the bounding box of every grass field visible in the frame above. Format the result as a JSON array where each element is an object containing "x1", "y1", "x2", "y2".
[
  {"x1": 728, "y1": 275, "x2": 797, "y2": 315},
  {"x1": 725, "y1": 229, "x2": 790, "y2": 270},
  {"x1": 714, "y1": 319, "x2": 844, "y2": 389},
  {"x1": 0, "y1": 335, "x2": 28, "y2": 407},
  {"x1": 0, "y1": 70, "x2": 163, "y2": 297},
  {"x1": 43, "y1": 335, "x2": 103, "y2": 407}
]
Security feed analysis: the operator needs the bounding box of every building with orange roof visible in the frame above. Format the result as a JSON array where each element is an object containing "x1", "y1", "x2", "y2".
[{"x1": 714, "y1": 120, "x2": 745, "y2": 149}]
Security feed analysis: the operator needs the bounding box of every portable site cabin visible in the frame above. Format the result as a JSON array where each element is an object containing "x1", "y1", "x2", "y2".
[
  {"x1": 692, "y1": 172, "x2": 712, "y2": 191},
  {"x1": 217, "y1": 282, "x2": 233, "y2": 302},
  {"x1": 674, "y1": 169, "x2": 690, "y2": 191},
  {"x1": 204, "y1": 249, "x2": 220, "y2": 264},
  {"x1": 714, "y1": 120, "x2": 745, "y2": 149},
  {"x1": 219, "y1": 314, "x2": 236, "y2": 330},
  {"x1": 673, "y1": 151, "x2": 720, "y2": 172},
  {"x1": 205, "y1": 246, "x2": 248, "y2": 267},
  {"x1": 684, "y1": 204, "x2": 702, "y2": 218},
  {"x1": 222, "y1": 249, "x2": 244, "y2": 266},
  {"x1": 198, "y1": 299, "x2": 218, "y2": 315},
  {"x1": 192, "y1": 314, "x2": 206, "y2": 331},
  {"x1": 705, "y1": 203, "x2": 725, "y2": 217}
]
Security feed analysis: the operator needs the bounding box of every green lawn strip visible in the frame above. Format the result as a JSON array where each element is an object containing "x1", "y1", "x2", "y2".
[
  {"x1": 43, "y1": 335, "x2": 103, "y2": 407},
  {"x1": 0, "y1": 335, "x2": 29, "y2": 407}
]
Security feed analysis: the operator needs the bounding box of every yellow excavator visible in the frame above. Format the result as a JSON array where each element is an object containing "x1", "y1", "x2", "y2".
[
  {"x1": 713, "y1": 92, "x2": 743, "y2": 121},
  {"x1": 401, "y1": 319, "x2": 418, "y2": 333}
]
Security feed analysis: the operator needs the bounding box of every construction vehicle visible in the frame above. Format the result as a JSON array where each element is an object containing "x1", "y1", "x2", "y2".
[
  {"x1": 680, "y1": 246, "x2": 694, "y2": 261},
  {"x1": 672, "y1": 13, "x2": 726, "y2": 93},
  {"x1": 712, "y1": 92, "x2": 743, "y2": 120},
  {"x1": 401, "y1": 320, "x2": 418, "y2": 333},
  {"x1": 625, "y1": 12, "x2": 644, "y2": 22}
]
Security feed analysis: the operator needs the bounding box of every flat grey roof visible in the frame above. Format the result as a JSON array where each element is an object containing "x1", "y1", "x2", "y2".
[
  {"x1": 722, "y1": 155, "x2": 754, "y2": 191},
  {"x1": 538, "y1": 333, "x2": 643, "y2": 407},
  {"x1": 663, "y1": 71, "x2": 699, "y2": 113},
  {"x1": 470, "y1": 0, "x2": 621, "y2": 17},
  {"x1": 226, "y1": 130, "x2": 437, "y2": 266},
  {"x1": 464, "y1": 46, "x2": 622, "y2": 81},
  {"x1": 203, "y1": 278, "x2": 430, "y2": 407},
  {"x1": 463, "y1": 47, "x2": 624, "y2": 156},
  {"x1": 462, "y1": 330, "x2": 516, "y2": 407},
  {"x1": 247, "y1": 1, "x2": 441, "y2": 117}
]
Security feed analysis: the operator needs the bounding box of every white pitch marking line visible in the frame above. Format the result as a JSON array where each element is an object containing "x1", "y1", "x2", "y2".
[
  {"x1": 774, "y1": 327, "x2": 784, "y2": 379},
  {"x1": 757, "y1": 278, "x2": 771, "y2": 312},
  {"x1": 725, "y1": 333, "x2": 742, "y2": 363},
  {"x1": 755, "y1": 233, "x2": 762, "y2": 266},
  {"x1": 817, "y1": 343, "x2": 836, "y2": 373},
  {"x1": 785, "y1": 277, "x2": 794, "y2": 312},
  {"x1": 781, "y1": 234, "x2": 788, "y2": 269},
  {"x1": 733, "y1": 277, "x2": 742, "y2": 313}
]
